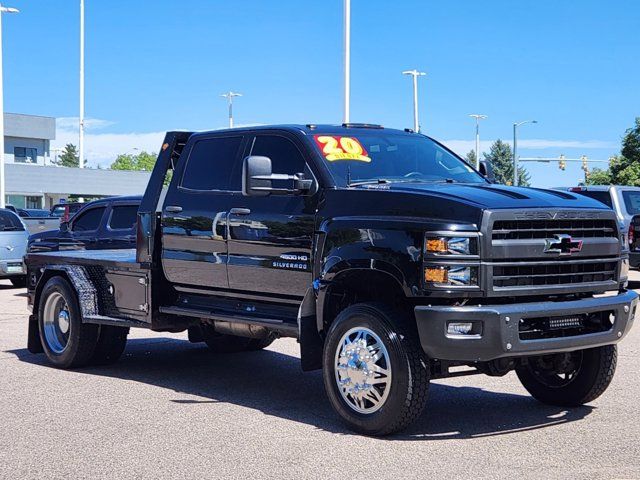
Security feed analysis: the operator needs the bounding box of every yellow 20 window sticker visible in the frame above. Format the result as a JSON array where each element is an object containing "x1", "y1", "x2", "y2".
[{"x1": 314, "y1": 135, "x2": 371, "y2": 162}]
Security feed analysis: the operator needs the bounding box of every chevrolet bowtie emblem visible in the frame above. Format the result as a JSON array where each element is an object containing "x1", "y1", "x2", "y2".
[
  {"x1": 5, "y1": 245, "x2": 14, "y2": 252},
  {"x1": 544, "y1": 234, "x2": 583, "y2": 255}
]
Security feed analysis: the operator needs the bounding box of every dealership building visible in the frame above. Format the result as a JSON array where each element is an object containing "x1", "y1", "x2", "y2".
[{"x1": 3, "y1": 113, "x2": 151, "y2": 209}]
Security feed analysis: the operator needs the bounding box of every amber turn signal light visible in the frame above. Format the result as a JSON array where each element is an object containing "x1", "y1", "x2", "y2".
[
  {"x1": 426, "y1": 238, "x2": 447, "y2": 253},
  {"x1": 425, "y1": 267, "x2": 448, "y2": 283}
]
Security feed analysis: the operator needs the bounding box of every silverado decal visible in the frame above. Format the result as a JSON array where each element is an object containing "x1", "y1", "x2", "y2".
[{"x1": 314, "y1": 135, "x2": 371, "y2": 163}]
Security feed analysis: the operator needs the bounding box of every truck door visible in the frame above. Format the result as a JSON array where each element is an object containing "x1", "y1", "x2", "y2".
[
  {"x1": 227, "y1": 133, "x2": 317, "y2": 299},
  {"x1": 65, "y1": 205, "x2": 106, "y2": 250},
  {"x1": 160, "y1": 134, "x2": 245, "y2": 289}
]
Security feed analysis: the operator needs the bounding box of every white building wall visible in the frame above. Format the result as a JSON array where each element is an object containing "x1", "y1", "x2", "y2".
[{"x1": 4, "y1": 136, "x2": 48, "y2": 165}]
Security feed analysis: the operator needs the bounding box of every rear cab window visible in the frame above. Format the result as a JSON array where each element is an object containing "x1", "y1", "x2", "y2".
[
  {"x1": 622, "y1": 191, "x2": 640, "y2": 215},
  {"x1": 0, "y1": 210, "x2": 24, "y2": 231},
  {"x1": 575, "y1": 190, "x2": 614, "y2": 208},
  {"x1": 72, "y1": 207, "x2": 106, "y2": 232},
  {"x1": 108, "y1": 205, "x2": 139, "y2": 230}
]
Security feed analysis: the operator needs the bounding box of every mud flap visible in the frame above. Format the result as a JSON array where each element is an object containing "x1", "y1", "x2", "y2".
[{"x1": 27, "y1": 314, "x2": 43, "y2": 354}]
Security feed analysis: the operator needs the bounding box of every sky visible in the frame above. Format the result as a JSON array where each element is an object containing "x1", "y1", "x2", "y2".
[{"x1": 3, "y1": 0, "x2": 639, "y2": 187}]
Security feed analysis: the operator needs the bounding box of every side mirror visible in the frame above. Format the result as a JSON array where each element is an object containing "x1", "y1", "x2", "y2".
[
  {"x1": 479, "y1": 160, "x2": 495, "y2": 183},
  {"x1": 242, "y1": 156, "x2": 273, "y2": 197},
  {"x1": 59, "y1": 221, "x2": 69, "y2": 233},
  {"x1": 242, "y1": 156, "x2": 313, "y2": 196}
]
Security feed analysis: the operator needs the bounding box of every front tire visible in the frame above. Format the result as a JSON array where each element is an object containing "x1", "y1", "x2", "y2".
[
  {"x1": 38, "y1": 276, "x2": 99, "y2": 368},
  {"x1": 322, "y1": 303, "x2": 430, "y2": 436},
  {"x1": 516, "y1": 345, "x2": 617, "y2": 406}
]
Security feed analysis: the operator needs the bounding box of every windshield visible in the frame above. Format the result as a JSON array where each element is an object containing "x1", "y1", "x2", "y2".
[
  {"x1": 622, "y1": 191, "x2": 640, "y2": 215},
  {"x1": 313, "y1": 132, "x2": 485, "y2": 187},
  {"x1": 0, "y1": 210, "x2": 25, "y2": 231}
]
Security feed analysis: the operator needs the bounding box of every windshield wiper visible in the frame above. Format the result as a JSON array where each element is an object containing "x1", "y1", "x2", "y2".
[{"x1": 348, "y1": 178, "x2": 393, "y2": 187}]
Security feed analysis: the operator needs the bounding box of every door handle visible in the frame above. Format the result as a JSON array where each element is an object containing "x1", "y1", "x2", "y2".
[
  {"x1": 229, "y1": 208, "x2": 251, "y2": 216},
  {"x1": 165, "y1": 205, "x2": 183, "y2": 213}
]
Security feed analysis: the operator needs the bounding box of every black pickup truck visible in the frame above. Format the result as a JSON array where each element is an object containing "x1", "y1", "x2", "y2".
[{"x1": 25, "y1": 124, "x2": 637, "y2": 435}]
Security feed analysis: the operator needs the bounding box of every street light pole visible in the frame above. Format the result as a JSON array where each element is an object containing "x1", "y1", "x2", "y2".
[
  {"x1": 0, "y1": 3, "x2": 18, "y2": 209},
  {"x1": 469, "y1": 114, "x2": 487, "y2": 170},
  {"x1": 79, "y1": 0, "x2": 84, "y2": 169},
  {"x1": 402, "y1": 69, "x2": 426, "y2": 132},
  {"x1": 513, "y1": 120, "x2": 537, "y2": 186},
  {"x1": 343, "y1": 0, "x2": 350, "y2": 124},
  {"x1": 220, "y1": 91, "x2": 242, "y2": 128}
]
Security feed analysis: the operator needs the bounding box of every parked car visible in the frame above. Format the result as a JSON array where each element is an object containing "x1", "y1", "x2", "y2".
[
  {"x1": 50, "y1": 202, "x2": 84, "y2": 222},
  {"x1": 28, "y1": 195, "x2": 142, "y2": 253},
  {"x1": 558, "y1": 185, "x2": 640, "y2": 241},
  {"x1": 17, "y1": 208, "x2": 52, "y2": 218},
  {"x1": 0, "y1": 208, "x2": 29, "y2": 287},
  {"x1": 628, "y1": 214, "x2": 640, "y2": 268}
]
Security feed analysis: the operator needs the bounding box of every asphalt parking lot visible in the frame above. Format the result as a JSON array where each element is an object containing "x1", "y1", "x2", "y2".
[{"x1": 1, "y1": 276, "x2": 640, "y2": 480}]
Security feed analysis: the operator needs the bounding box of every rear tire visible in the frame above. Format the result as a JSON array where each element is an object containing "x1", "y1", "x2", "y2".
[
  {"x1": 322, "y1": 303, "x2": 430, "y2": 436},
  {"x1": 38, "y1": 276, "x2": 99, "y2": 368},
  {"x1": 516, "y1": 345, "x2": 617, "y2": 406},
  {"x1": 91, "y1": 326, "x2": 129, "y2": 365},
  {"x1": 10, "y1": 276, "x2": 26, "y2": 288}
]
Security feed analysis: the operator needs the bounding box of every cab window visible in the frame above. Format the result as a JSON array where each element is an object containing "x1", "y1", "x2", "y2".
[
  {"x1": 72, "y1": 207, "x2": 105, "y2": 232},
  {"x1": 108, "y1": 205, "x2": 138, "y2": 230},
  {"x1": 249, "y1": 135, "x2": 306, "y2": 174},
  {"x1": 181, "y1": 136, "x2": 243, "y2": 191}
]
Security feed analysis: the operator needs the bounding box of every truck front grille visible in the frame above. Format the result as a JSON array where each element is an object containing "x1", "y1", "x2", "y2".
[
  {"x1": 492, "y1": 219, "x2": 617, "y2": 240},
  {"x1": 482, "y1": 209, "x2": 622, "y2": 296},
  {"x1": 492, "y1": 259, "x2": 617, "y2": 288}
]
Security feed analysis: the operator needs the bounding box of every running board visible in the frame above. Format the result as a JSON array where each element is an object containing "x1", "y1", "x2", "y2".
[{"x1": 159, "y1": 306, "x2": 299, "y2": 337}]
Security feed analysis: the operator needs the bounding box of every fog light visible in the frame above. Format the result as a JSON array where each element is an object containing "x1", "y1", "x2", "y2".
[{"x1": 447, "y1": 322, "x2": 474, "y2": 335}]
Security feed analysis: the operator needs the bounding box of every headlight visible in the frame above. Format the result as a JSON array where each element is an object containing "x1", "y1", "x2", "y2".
[
  {"x1": 424, "y1": 265, "x2": 478, "y2": 286},
  {"x1": 425, "y1": 236, "x2": 477, "y2": 255}
]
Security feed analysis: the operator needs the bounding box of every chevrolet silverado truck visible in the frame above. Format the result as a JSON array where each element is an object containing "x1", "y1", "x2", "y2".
[{"x1": 24, "y1": 124, "x2": 637, "y2": 435}]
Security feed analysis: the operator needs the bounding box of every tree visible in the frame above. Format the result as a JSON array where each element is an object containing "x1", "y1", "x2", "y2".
[
  {"x1": 483, "y1": 139, "x2": 530, "y2": 186},
  {"x1": 465, "y1": 150, "x2": 477, "y2": 165},
  {"x1": 110, "y1": 151, "x2": 157, "y2": 171},
  {"x1": 53, "y1": 143, "x2": 80, "y2": 168},
  {"x1": 585, "y1": 118, "x2": 640, "y2": 186},
  {"x1": 585, "y1": 168, "x2": 612, "y2": 185}
]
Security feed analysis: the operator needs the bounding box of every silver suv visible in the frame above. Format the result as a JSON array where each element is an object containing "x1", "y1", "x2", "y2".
[
  {"x1": 0, "y1": 208, "x2": 29, "y2": 287},
  {"x1": 558, "y1": 185, "x2": 640, "y2": 267}
]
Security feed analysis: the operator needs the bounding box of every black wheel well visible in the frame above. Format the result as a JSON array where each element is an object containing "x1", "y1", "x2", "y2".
[
  {"x1": 33, "y1": 270, "x2": 72, "y2": 315},
  {"x1": 322, "y1": 269, "x2": 408, "y2": 331}
]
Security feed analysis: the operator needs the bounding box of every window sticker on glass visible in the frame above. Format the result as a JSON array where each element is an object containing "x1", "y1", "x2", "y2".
[{"x1": 314, "y1": 135, "x2": 371, "y2": 162}]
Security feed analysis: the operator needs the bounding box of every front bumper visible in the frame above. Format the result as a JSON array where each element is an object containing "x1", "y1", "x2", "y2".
[
  {"x1": 0, "y1": 259, "x2": 25, "y2": 278},
  {"x1": 415, "y1": 290, "x2": 638, "y2": 362}
]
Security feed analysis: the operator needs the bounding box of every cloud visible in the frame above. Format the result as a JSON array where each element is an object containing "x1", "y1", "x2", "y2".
[
  {"x1": 53, "y1": 127, "x2": 166, "y2": 168},
  {"x1": 56, "y1": 116, "x2": 115, "y2": 131},
  {"x1": 441, "y1": 138, "x2": 618, "y2": 157}
]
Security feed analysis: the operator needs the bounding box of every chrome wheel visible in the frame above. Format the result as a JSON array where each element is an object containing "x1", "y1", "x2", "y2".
[
  {"x1": 334, "y1": 327, "x2": 392, "y2": 414},
  {"x1": 42, "y1": 292, "x2": 71, "y2": 354}
]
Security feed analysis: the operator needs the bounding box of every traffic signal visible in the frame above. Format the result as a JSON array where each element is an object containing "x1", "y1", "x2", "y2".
[
  {"x1": 558, "y1": 154, "x2": 566, "y2": 170},
  {"x1": 581, "y1": 155, "x2": 588, "y2": 171}
]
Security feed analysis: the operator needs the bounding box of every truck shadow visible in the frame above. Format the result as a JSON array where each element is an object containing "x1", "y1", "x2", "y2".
[{"x1": 7, "y1": 337, "x2": 593, "y2": 440}]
